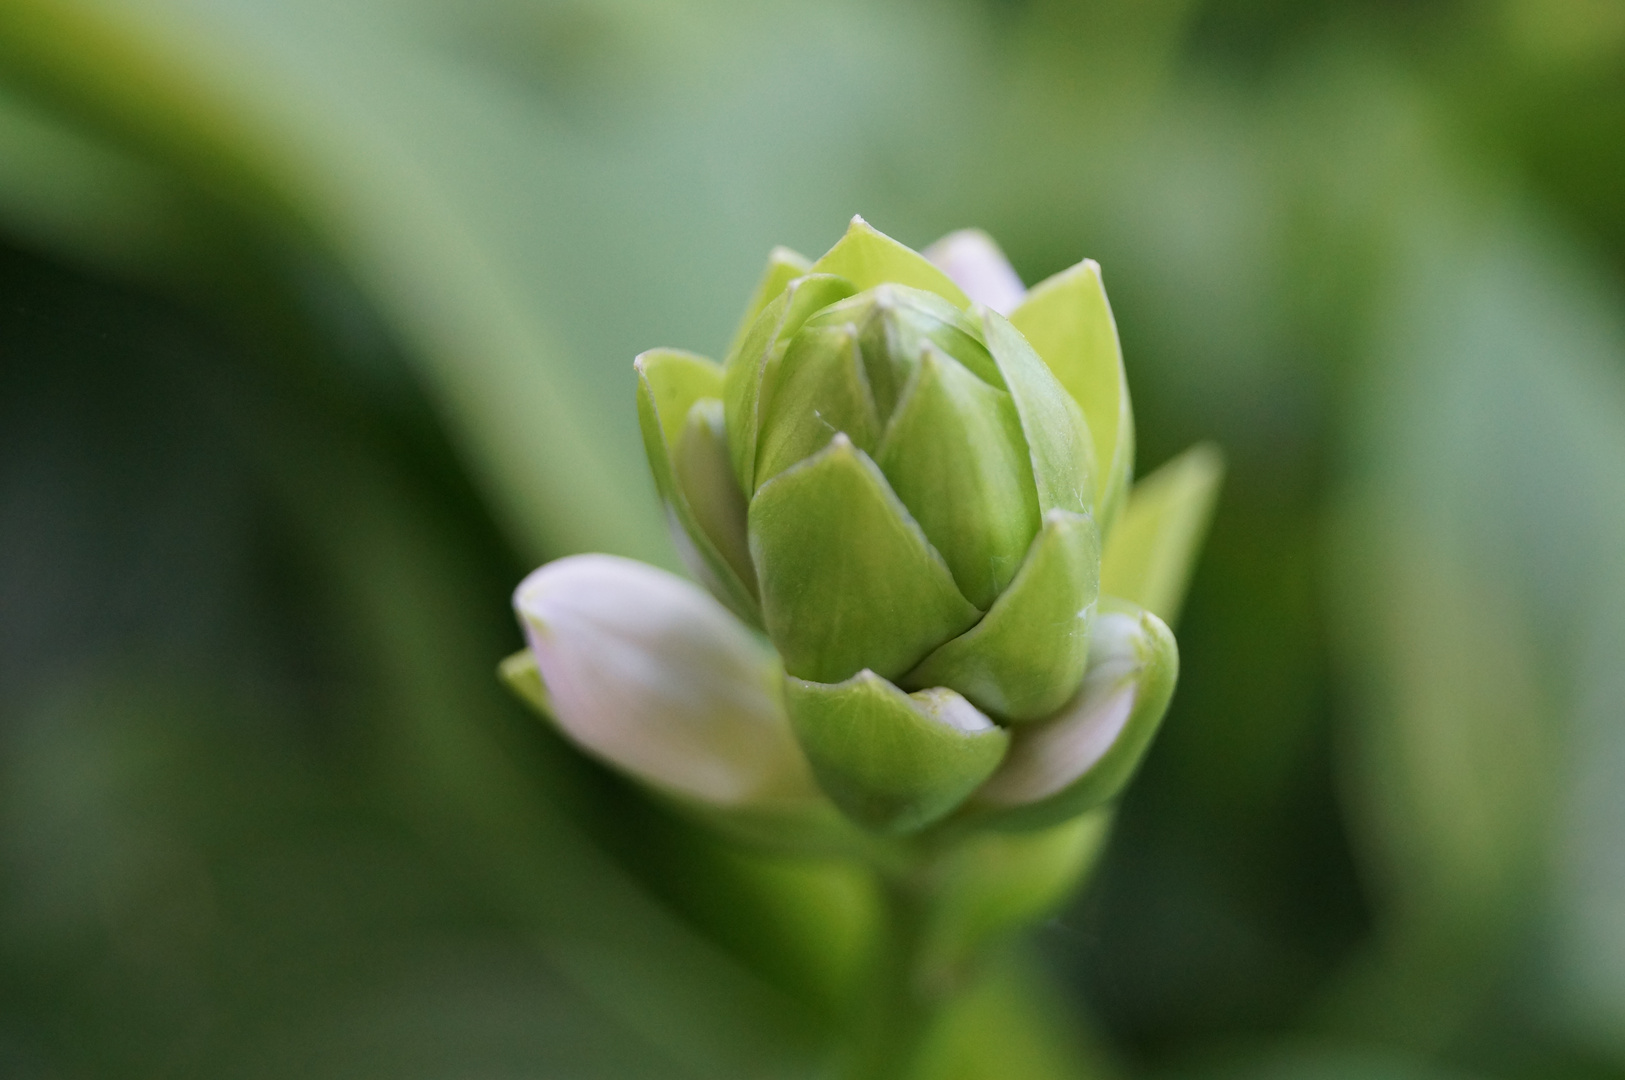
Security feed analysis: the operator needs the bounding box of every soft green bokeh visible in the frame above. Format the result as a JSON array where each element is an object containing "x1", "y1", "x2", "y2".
[{"x1": 2, "y1": 0, "x2": 1624, "y2": 1077}]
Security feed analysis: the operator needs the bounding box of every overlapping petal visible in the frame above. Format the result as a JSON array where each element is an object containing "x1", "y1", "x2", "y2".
[
  {"x1": 980, "y1": 307, "x2": 1096, "y2": 518},
  {"x1": 905, "y1": 508, "x2": 1100, "y2": 722},
  {"x1": 726, "y1": 245, "x2": 812, "y2": 358},
  {"x1": 749, "y1": 435, "x2": 980, "y2": 684},
  {"x1": 724, "y1": 273, "x2": 857, "y2": 495},
  {"x1": 972, "y1": 599, "x2": 1178, "y2": 829},
  {"x1": 635, "y1": 348, "x2": 759, "y2": 624},
  {"x1": 876, "y1": 345, "x2": 1040, "y2": 608},
  {"x1": 753, "y1": 323, "x2": 882, "y2": 486},
  {"x1": 1011, "y1": 260, "x2": 1135, "y2": 534},
  {"x1": 786, "y1": 671, "x2": 1008, "y2": 835}
]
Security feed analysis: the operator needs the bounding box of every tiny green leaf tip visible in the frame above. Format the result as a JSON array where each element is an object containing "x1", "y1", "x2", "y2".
[
  {"x1": 1100, "y1": 442, "x2": 1224, "y2": 626},
  {"x1": 499, "y1": 648, "x2": 553, "y2": 719}
]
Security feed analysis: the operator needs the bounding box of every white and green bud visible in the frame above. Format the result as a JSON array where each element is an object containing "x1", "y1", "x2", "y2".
[
  {"x1": 511, "y1": 554, "x2": 818, "y2": 807},
  {"x1": 507, "y1": 218, "x2": 1222, "y2": 842}
]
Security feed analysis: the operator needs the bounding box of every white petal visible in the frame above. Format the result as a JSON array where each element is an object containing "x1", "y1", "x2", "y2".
[
  {"x1": 974, "y1": 610, "x2": 1144, "y2": 806},
  {"x1": 910, "y1": 686, "x2": 998, "y2": 734},
  {"x1": 924, "y1": 229, "x2": 1027, "y2": 316},
  {"x1": 514, "y1": 554, "x2": 818, "y2": 806}
]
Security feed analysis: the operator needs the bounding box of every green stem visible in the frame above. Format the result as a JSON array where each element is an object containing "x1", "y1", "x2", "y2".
[{"x1": 842, "y1": 866, "x2": 945, "y2": 1080}]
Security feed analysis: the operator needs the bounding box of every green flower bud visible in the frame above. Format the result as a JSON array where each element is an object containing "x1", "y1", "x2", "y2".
[
  {"x1": 724, "y1": 222, "x2": 1099, "y2": 713},
  {"x1": 510, "y1": 217, "x2": 1221, "y2": 840}
]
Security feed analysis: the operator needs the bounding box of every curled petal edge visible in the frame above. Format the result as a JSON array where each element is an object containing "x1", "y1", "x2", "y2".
[{"x1": 786, "y1": 670, "x2": 1008, "y2": 836}]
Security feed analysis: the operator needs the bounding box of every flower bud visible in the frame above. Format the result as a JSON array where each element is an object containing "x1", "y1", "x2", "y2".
[
  {"x1": 507, "y1": 218, "x2": 1220, "y2": 841},
  {"x1": 511, "y1": 555, "x2": 817, "y2": 807}
]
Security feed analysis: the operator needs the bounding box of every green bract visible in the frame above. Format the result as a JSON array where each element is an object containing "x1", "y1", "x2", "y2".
[{"x1": 508, "y1": 218, "x2": 1221, "y2": 841}]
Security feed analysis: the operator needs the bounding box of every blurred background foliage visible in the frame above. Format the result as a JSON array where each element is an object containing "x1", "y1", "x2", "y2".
[{"x1": 2, "y1": 0, "x2": 1624, "y2": 1076}]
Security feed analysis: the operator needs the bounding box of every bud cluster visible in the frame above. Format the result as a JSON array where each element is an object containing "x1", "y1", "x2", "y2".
[{"x1": 505, "y1": 218, "x2": 1220, "y2": 845}]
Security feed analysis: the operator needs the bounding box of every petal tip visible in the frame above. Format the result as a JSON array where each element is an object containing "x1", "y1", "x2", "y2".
[{"x1": 924, "y1": 229, "x2": 1027, "y2": 316}]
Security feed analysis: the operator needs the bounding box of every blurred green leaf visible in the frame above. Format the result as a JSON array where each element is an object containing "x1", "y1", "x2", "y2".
[
  {"x1": 1328, "y1": 196, "x2": 1625, "y2": 1059},
  {"x1": 0, "y1": 237, "x2": 823, "y2": 1077},
  {"x1": 1100, "y1": 444, "x2": 1223, "y2": 625},
  {"x1": 1170, "y1": 1042, "x2": 1481, "y2": 1080},
  {"x1": 0, "y1": 0, "x2": 998, "y2": 565}
]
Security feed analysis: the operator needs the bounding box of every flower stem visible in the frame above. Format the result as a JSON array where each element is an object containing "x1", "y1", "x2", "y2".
[{"x1": 842, "y1": 866, "x2": 947, "y2": 1080}]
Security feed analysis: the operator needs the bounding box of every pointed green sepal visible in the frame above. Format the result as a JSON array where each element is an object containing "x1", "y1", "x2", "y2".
[
  {"x1": 810, "y1": 216, "x2": 971, "y2": 309},
  {"x1": 727, "y1": 245, "x2": 812, "y2": 358},
  {"x1": 904, "y1": 508, "x2": 1100, "y2": 723},
  {"x1": 499, "y1": 648, "x2": 553, "y2": 718},
  {"x1": 786, "y1": 671, "x2": 1008, "y2": 834},
  {"x1": 723, "y1": 273, "x2": 857, "y2": 494},
  {"x1": 1100, "y1": 442, "x2": 1223, "y2": 626},
  {"x1": 754, "y1": 323, "x2": 883, "y2": 488},
  {"x1": 674, "y1": 398, "x2": 754, "y2": 588},
  {"x1": 1011, "y1": 259, "x2": 1134, "y2": 535},
  {"x1": 979, "y1": 307, "x2": 1096, "y2": 517},
  {"x1": 970, "y1": 599, "x2": 1178, "y2": 830},
  {"x1": 876, "y1": 345, "x2": 1041, "y2": 608},
  {"x1": 749, "y1": 434, "x2": 980, "y2": 684},
  {"x1": 635, "y1": 349, "x2": 760, "y2": 625}
]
